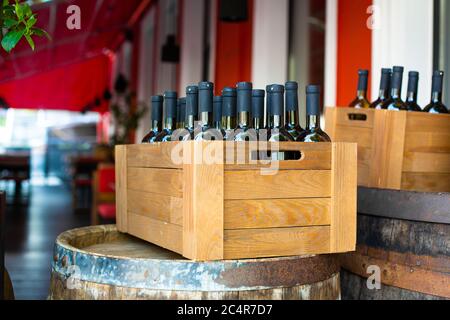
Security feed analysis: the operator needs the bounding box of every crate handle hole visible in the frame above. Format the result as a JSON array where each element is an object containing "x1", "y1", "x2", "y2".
[
  {"x1": 251, "y1": 150, "x2": 302, "y2": 161},
  {"x1": 348, "y1": 113, "x2": 367, "y2": 121}
]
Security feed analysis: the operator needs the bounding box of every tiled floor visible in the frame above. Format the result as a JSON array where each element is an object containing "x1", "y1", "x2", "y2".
[{"x1": 4, "y1": 184, "x2": 89, "y2": 300}]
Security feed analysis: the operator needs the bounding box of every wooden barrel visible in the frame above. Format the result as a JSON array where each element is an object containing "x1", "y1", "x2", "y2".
[
  {"x1": 340, "y1": 187, "x2": 450, "y2": 300},
  {"x1": 49, "y1": 225, "x2": 340, "y2": 300}
]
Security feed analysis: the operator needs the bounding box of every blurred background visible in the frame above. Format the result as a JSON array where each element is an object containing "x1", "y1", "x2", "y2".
[{"x1": 0, "y1": 0, "x2": 448, "y2": 300}]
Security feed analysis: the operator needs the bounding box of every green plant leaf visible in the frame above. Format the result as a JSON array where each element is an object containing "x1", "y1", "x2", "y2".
[
  {"x1": 31, "y1": 27, "x2": 51, "y2": 40},
  {"x1": 24, "y1": 33, "x2": 34, "y2": 50},
  {"x1": 3, "y1": 18, "x2": 18, "y2": 28},
  {"x1": 26, "y1": 14, "x2": 37, "y2": 28},
  {"x1": 1, "y1": 27, "x2": 25, "y2": 52}
]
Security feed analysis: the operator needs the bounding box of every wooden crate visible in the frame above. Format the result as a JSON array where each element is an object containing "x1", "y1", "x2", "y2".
[
  {"x1": 115, "y1": 141, "x2": 357, "y2": 261},
  {"x1": 325, "y1": 107, "x2": 450, "y2": 192}
]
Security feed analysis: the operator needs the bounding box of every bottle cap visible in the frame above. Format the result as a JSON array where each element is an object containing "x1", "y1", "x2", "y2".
[
  {"x1": 237, "y1": 82, "x2": 252, "y2": 113},
  {"x1": 222, "y1": 87, "x2": 236, "y2": 97},
  {"x1": 270, "y1": 85, "x2": 284, "y2": 115},
  {"x1": 151, "y1": 96, "x2": 163, "y2": 121},
  {"x1": 213, "y1": 96, "x2": 222, "y2": 123},
  {"x1": 186, "y1": 85, "x2": 198, "y2": 94},
  {"x1": 285, "y1": 82, "x2": 299, "y2": 112},
  {"x1": 164, "y1": 91, "x2": 177, "y2": 119},
  {"x1": 407, "y1": 71, "x2": 419, "y2": 93},
  {"x1": 306, "y1": 85, "x2": 321, "y2": 116},
  {"x1": 198, "y1": 82, "x2": 213, "y2": 112},
  {"x1": 252, "y1": 90, "x2": 265, "y2": 118},
  {"x1": 198, "y1": 81, "x2": 214, "y2": 90},
  {"x1": 285, "y1": 81, "x2": 298, "y2": 90},
  {"x1": 358, "y1": 69, "x2": 369, "y2": 91}
]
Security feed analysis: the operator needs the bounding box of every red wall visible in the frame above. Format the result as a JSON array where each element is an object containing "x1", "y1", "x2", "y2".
[
  {"x1": 337, "y1": 0, "x2": 373, "y2": 106},
  {"x1": 214, "y1": 0, "x2": 253, "y2": 94}
]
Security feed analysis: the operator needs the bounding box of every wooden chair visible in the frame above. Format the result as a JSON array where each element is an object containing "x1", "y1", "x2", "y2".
[
  {"x1": 91, "y1": 164, "x2": 116, "y2": 225},
  {"x1": 0, "y1": 191, "x2": 14, "y2": 300}
]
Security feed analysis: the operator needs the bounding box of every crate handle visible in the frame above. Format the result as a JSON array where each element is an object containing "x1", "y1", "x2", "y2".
[
  {"x1": 348, "y1": 113, "x2": 368, "y2": 121},
  {"x1": 251, "y1": 150, "x2": 302, "y2": 161}
]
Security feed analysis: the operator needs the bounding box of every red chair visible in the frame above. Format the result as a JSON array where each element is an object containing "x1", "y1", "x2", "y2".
[{"x1": 91, "y1": 164, "x2": 116, "y2": 225}]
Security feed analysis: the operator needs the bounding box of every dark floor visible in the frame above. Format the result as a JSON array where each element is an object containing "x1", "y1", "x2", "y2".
[{"x1": 4, "y1": 183, "x2": 89, "y2": 300}]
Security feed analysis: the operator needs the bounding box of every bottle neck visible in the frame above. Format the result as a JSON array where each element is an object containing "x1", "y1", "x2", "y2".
[
  {"x1": 270, "y1": 115, "x2": 284, "y2": 129},
  {"x1": 200, "y1": 112, "x2": 213, "y2": 127},
  {"x1": 237, "y1": 111, "x2": 250, "y2": 128},
  {"x1": 431, "y1": 91, "x2": 442, "y2": 103},
  {"x1": 406, "y1": 91, "x2": 418, "y2": 103},
  {"x1": 186, "y1": 115, "x2": 195, "y2": 130},
  {"x1": 356, "y1": 90, "x2": 367, "y2": 100},
  {"x1": 164, "y1": 117, "x2": 176, "y2": 131},
  {"x1": 286, "y1": 110, "x2": 298, "y2": 127},
  {"x1": 222, "y1": 116, "x2": 236, "y2": 130},
  {"x1": 306, "y1": 115, "x2": 320, "y2": 131},
  {"x1": 378, "y1": 89, "x2": 389, "y2": 100},
  {"x1": 152, "y1": 120, "x2": 161, "y2": 132},
  {"x1": 391, "y1": 88, "x2": 401, "y2": 99},
  {"x1": 253, "y1": 117, "x2": 264, "y2": 130}
]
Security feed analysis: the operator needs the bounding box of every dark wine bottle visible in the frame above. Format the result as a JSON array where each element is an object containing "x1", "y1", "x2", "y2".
[
  {"x1": 179, "y1": 85, "x2": 198, "y2": 141},
  {"x1": 297, "y1": 85, "x2": 331, "y2": 142},
  {"x1": 284, "y1": 81, "x2": 304, "y2": 140},
  {"x1": 381, "y1": 66, "x2": 407, "y2": 111},
  {"x1": 195, "y1": 81, "x2": 220, "y2": 140},
  {"x1": 213, "y1": 95, "x2": 226, "y2": 139},
  {"x1": 141, "y1": 95, "x2": 163, "y2": 143},
  {"x1": 235, "y1": 82, "x2": 256, "y2": 141},
  {"x1": 155, "y1": 91, "x2": 177, "y2": 142},
  {"x1": 222, "y1": 87, "x2": 237, "y2": 141},
  {"x1": 266, "y1": 84, "x2": 273, "y2": 128},
  {"x1": 370, "y1": 68, "x2": 391, "y2": 109},
  {"x1": 349, "y1": 69, "x2": 370, "y2": 108},
  {"x1": 423, "y1": 71, "x2": 448, "y2": 114},
  {"x1": 252, "y1": 89, "x2": 265, "y2": 138},
  {"x1": 405, "y1": 71, "x2": 421, "y2": 112},
  {"x1": 177, "y1": 97, "x2": 186, "y2": 129},
  {"x1": 267, "y1": 84, "x2": 294, "y2": 142}
]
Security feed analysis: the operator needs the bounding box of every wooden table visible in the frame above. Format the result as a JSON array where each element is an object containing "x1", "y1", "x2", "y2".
[{"x1": 0, "y1": 152, "x2": 31, "y2": 196}]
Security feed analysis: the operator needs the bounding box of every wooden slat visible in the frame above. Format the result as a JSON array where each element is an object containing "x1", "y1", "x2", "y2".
[
  {"x1": 115, "y1": 146, "x2": 128, "y2": 233},
  {"x1": 127, "y1": 190, "x2": 182, "y2": 225},
  {"x1": 183, "y1": 142, "x2": 224, "y2": 261},
  {"x1": 405, "y1": 112, "x2": 450, "y2": 133},
  {"x1": 334, "y1": 125, "x2": 373, "y2": 148},
  {"x1": 404, "y1": 132, "x2": 450, "y2": 153},
  {"x1": 127, "y1": 212, "x2": 182, "y2": 254},
  {"x1": 224, "y1": 142, "x2": 332, "y2": 170},
  {"x1": 127, "y1": 167, "x2": 183, "y2": 197},
  {"x1": 224, "y1": 226, "x2": 331, "y2": 259},
  {"x1": 126, "y1": 143, "x2": 182, "y2": 169},
  {"x1": 330, "y1": 142, "x2": 357, "y2": 253},
  {"x1": 324, "y1": 107, "x2": 337, "y2": 140},
  {"x1": 401, "y1": 172, "x2": 450, "y2": 193},
  {"x1": 327, "y1": 107, "x2": 375, "y2": 128},
  {"x1": 224, "y1": 170, "x2": 331, "y2": 200},
  {"x1": 370, "y1": 110, "x2": 406, "y2": 189},
  {"x1": 358, "y1": 162, "x2": 370, "y2": 187},
  {"x1": 224, "y1": 198, "x2": 331, "y2": 229},
  {"x1": 402, "y1": 152, "x2": 450, "y2": 173}
]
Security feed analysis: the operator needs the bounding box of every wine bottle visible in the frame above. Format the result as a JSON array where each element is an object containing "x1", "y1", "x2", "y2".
[
  {"x1": 284, "y1": 81, "x2": 304, "y2": 140},
  {"x1": 141, "y1": 95, "x2": 163, "y2": 143},
  {"x1": 180, "y1": 85, "x2": 198, "y2": 141},
  {"x1": 195, "y1": 81, "x2": 220, "y2": 140},
  {"x1": 349, "y1": 69, "x2": 370, "y2": 108},
  {"x1": 213, "y1": 95, "x2": 226, "y2": 139},
  {"x1": 381, "y1": 66, "x2": 407, "y2": 111},
  {"x1": 222, "y1": 87, "x2": 237, "y2": 141},
  {"x1": 297, "y1": 85, "x2": 331, "y2": 142},
  {"x1": 177, "y1": 97, "x2": 186, "y2": 129},
  {"x1": 235, "y1": 82, "x2": 256, "y2": 141},
  {"x1": 370, "y1": 68, "x2": 391, "y2": 109},
  {"x1": 252, "y1": 89, "x2": 265, "y2": 138},
  {"x1": 266, "y1": 84, "x2": 272, "y2": 128},
  {"x1": 423, "y1": 71, "x2": 448, "y2": 114},
  {"x1": 267, "y1": 84, "x2": 294, "y2": 142},
  {"x1": 405, "y1": 71, "x2": 422, "y2": 112},
  {"x1": 155, "y1": 91, "x2": 177, "y2": 142}
]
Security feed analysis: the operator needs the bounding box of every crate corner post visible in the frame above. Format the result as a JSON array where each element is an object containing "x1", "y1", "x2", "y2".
[
  {"x1": 330, "y1": 142, "x2": 357, "y2": 253},
  {"x1": 115, "y1": 145, "x2": 128, "y2": 233},
  {"x1": 182, "y1": 141, "x2": 224, "y2": 261}
]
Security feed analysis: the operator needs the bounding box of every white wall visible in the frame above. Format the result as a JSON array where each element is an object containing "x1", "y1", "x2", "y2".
[
  {"x1": 324, "y1": 0, "x2": 337, "y2": 107},
  {"x1": 371, "y1": 0, "x2": 434, "y2": 106},
  {"x1": 251, "y1": 0, "x2": 289, "y2": 89}
]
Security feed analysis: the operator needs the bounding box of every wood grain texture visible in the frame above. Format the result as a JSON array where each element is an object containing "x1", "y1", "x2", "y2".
[
  {"x1": 127, "y1": 212, "x2": 182, "y2": 254},
  {"x1": 401, "y1": 172, "x2": 450, "y2": 192},
  {"x1": 405, "y1": 112, "x2": 450, "y2": 133},
  {"x1": 224, "y1": 142, "x2": 332, "y2": 170},
  {"x1": 327, "y1": 107, "x2": 375, "y2": 128},
  {"x1": 224, "y1": 170, "x2": 331, "y2": 200},
  {"x1": 127, "y1": 190, "x2": 182, "y2": 225},
  {"x1": 127, "y1": 167, "x2": 183, "y2": 197},
  {"x1": 324, "y1": 107, "x2": 337, "y2": 139},
  {"x1": 224, "y1": 226, "x2": 331, "y2": 259},
  {"x1": 334, "y1": 125, "x2": 373, "y2": 148},
  {"x1": 115, "y1": 145, "x2": 128, "y2": 232},
  {"x1": 224, "y1": 198, "x2": 331, "y2": 229},
  {"x1": 402, "y1": 152, "x2": 450, "y2": 173},
  {"x1": 404, "y1": 132, "x2": 450, "y2": 153},
  {"x1": 330, "y1": 142, "x2": 357, "y2": 253},
  {"x1": 126, "y1": 143, "x2": 182, "y2": 169},
  {"x1": 183, "y1": 142, "x2": 224, "y2": 261}
]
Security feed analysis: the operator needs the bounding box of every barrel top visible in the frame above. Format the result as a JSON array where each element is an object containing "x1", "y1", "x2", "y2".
[
  {"x1": 53, "y1": 225, "x2": 339, "y2": 292},
  {"x1": 357, "y1": 187, "x2": 450, "y2": 224}
]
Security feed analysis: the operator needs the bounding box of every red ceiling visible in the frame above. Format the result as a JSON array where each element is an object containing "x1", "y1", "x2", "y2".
[{"x1": 0, "y1": 0, "x2": 151, "y2": 111}]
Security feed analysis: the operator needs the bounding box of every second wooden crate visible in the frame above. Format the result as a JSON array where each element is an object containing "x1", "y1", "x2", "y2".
[
  {"x1": 115, "y1": 141, "x2": 357, "y2": 261},
  {"x1": 325, "y1": 107, "x2": 450, "y2": 192}
]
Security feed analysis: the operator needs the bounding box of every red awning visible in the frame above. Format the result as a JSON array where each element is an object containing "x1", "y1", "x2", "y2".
[{"x1": 0, "y1": 0, "x2": 151, "y2": 112}]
